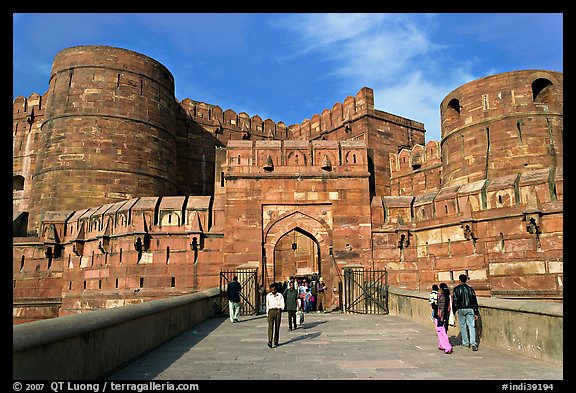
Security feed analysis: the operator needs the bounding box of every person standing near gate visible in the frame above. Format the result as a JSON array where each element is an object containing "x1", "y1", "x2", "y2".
[
  {"x1": 316, "y1": 277, "x2": 327, "y2": 313},
  {"x1": 227, "y1": 275, "x2": 242, "y2": 323},
  {"x1": 283, "y1": 281, "x2": 299, "y2": 330},
  {"x1": 266, "y1": 282, "x2": 285, "y2": 347},
  {"x1": 452, "y1": 274, "x2": 480, "y2": 351}
]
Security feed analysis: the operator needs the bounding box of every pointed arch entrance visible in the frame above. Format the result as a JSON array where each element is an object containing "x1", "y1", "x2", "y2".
[
  {"x1": 263, "y1": 211, "x2": 333, "y2": 296},
  {"x1": 273, "y1": 227, "x2": 320, "y2": 281}
]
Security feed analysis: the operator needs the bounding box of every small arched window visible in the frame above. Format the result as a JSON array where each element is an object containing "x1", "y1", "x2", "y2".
[
  {"x1": 448, "y1": 98, "x2": 461, "y2": 114},
  {"x1": 13, "y1": 175, "x2": 25, "y2": 191},
  {"x1": 532, "y1": 78, "x2": 553, "y2": 103}
]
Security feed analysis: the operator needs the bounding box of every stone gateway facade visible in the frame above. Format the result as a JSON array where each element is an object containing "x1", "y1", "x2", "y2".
[{"x1": 13, "y1": 46, "x2": 563, "y2": 324}]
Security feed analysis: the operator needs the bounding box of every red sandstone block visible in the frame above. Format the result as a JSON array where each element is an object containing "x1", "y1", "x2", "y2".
[
  {"x1": 419, "y1": 271, "x2": 437, "y2": 284},
  {"x1": 450, "y1": 240, "x2": 475, "y2": 255},
  {"x1": 490, "y1": 274, "x2": 560, "y2": 292},
  {"x1": 542, "y1": 215, "x2": 563, "y2": 233},
  {"x1": 433, "y1": 256, "x2": 468, "y2": 271},
  {"x1": 503, "y1": 238, "x2": 536, "y2": 253}
]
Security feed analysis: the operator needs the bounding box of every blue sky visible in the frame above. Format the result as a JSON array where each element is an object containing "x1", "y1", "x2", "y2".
[{"x1": 13, "y1": 13, "x2": 563, "y2": 142}]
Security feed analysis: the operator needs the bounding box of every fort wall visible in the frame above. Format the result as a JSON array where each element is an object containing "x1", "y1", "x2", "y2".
[
  {"x1": 13, "y1": 45, "x2": 563, "y2": 323},
  {"x1": 371, "y1": 166, "x2": 563, "y2": 297},
  {"x1": 13, "y1": 195, "x2": 222, "y2": 322}
]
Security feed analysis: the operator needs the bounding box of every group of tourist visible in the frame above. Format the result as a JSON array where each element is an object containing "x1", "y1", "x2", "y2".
[
  {"x1": 229, "y1": 272, "x2": 480, "y2": 352},
  {"x1": 265, "y1": 275, "x2": 328, "y2": 347},
  {"x1": 227, "y1": 274, "x2": 328, "y2": 348},
  {"x1": 278, "y1": 275, "x2": 328, "y2": 314},
  {"x1": 429, "y1": 274, "x2": 480, "y2": 354}
]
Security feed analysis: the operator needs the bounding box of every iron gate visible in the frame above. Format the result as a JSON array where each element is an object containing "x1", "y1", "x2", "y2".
[
  {"x1": 342, "y1": 268, "x2": 388, "y2": 314},
  {"x1": 219, "y1": 268, "x2": 259, "y2": 316}
]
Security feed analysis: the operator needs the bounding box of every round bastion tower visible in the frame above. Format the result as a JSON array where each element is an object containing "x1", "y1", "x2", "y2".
[
  {"x1": 440, "y1": 70, "x2": 562, "y2": 187},
  {"x1": 28, "y1": 46, "x2": 179, "y2": 234}
]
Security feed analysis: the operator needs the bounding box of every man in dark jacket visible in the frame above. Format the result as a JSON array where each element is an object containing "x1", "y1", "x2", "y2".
[
  {"x1": 227, "y1": 276, "x2": 242, "y2": 323},
  {"x1": 452, "y1": 274, "x2": 479, "y2": 351},
  {"x1": 283, "y1": 281, "x2": 299, "y2": 330}
]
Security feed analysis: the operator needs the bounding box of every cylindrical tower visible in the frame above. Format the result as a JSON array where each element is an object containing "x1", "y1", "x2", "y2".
[
  {"x1": 440, "y1": 70, "x2": 562, "y2": 187},
  {"x1": 28, "y1": 45, "x2": 179, "y2": 234}
]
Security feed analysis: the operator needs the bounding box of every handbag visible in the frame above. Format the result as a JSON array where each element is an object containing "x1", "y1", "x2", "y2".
[
  {"x1": 297, "y1": 310, "x2": 304, "y2": 325},
  {"x1": 448, "y1": 295, "x2": 456, "y2": 326}
]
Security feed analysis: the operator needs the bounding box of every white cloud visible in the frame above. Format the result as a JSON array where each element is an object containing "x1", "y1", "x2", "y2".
[
  {"x1": 373, "y1": 70, "x2": 477, "y2": 142},
  {"x1": 279, "y1": 13, "x2": 389, "y2": 52},
  {"x1": 325, "y1": 25, "x2": 439, "y2": 83},
  {"x1": 275, "y1": 13, "x2": 468, "y2": 142}
]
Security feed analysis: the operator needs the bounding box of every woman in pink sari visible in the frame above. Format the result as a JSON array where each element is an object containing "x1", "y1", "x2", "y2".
[{"x1": 434, "y1": 283, "x2": 453, "y2": 354}]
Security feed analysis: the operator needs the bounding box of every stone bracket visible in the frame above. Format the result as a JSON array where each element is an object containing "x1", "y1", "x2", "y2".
[
  {"x1": 395, "y1": 229, "x2": 411, "y2": 249},
  {"x1": 460, "y1": 220, "x2": 478, "y2": 242},
  {"x1": 97, "y1": 235, "x2": 110, "y2": 254},
  {"x1": 523, "y1": 211, "x2": 542, "y2": 236},
  {"x1": 72, "y1": 241, "x2": 84, "y2": 256}
]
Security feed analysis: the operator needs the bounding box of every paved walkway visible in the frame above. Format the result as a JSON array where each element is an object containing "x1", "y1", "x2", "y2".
[{"x1": 106, "y1": 312, "x2": 563, "y2": 381}]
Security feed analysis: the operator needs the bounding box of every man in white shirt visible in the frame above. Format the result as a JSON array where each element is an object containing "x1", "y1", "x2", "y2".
[{"x1": 266, "y1": 282, "x2": 285, "y2": 348}]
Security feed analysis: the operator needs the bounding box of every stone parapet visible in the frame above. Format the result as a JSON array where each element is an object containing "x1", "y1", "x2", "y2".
[
  {"x1": 13, "y1": 287, "x2": 220, "y2": 379},
  {"x1": 387, "y1": 286, "x2": 562, "y2": 365}
]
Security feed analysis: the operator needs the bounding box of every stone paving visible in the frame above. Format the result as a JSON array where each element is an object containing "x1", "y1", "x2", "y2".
[{"x1": 106, "y1": 312, "x2": 563, "y2": 381}]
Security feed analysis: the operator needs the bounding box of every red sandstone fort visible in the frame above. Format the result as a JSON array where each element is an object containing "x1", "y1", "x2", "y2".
[{"x1": 13, "y1": 46, "x2": 563, "y2": 324}]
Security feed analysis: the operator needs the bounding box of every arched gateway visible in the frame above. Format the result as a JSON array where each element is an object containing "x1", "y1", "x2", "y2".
[
  {"x1": 263, "y1": 210, "x2": 333, "y2": 288},
  {"x1": 221, "y1": 140, "x2": 373, "y2": 311}
]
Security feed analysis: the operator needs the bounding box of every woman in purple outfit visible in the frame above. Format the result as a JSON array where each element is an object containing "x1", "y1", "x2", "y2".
[{"x1": 433, "y1": 283, "x2": 453, "y2": 354}]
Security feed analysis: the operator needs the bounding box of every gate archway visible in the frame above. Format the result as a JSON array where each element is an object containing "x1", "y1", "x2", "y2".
[
  {"x1": 274, "y1": 227, "x2": 320, "y2": 280},
  {"x1": 263, "y1": 210, "x2": 336, "y2": 306}
]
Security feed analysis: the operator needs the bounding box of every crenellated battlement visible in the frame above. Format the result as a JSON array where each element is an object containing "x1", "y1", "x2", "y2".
[
  {"x1": 390, "y1": 140, "x2": 441, "y2": 174},
  {"x1": 13, "y1": 92, "x2": 47, "y2": 140},
  {"x1": 13, "y1": 92, "x2": 47, "y2": 117},
  {"x1": 177, "y1": 87, "x2": 384, "y2": 141},
  {"x1": 291, "y1": 87, "x2": 375, "y2": 140},
  {"x1": 388, "y1": 140, "x2": 442, "y2": 196},
  {"x1": 178, "y1": 98, "x2": 289, "y2": 139},
  {"x1": 13, "y1": 92, "x2": 47, "y2": 137}
]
